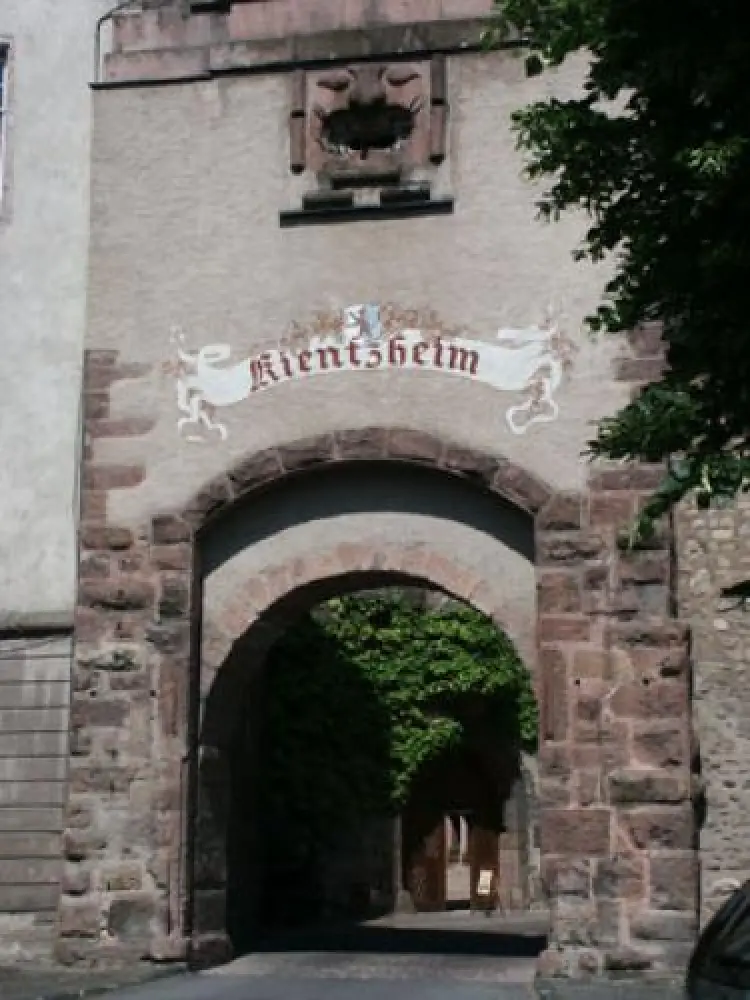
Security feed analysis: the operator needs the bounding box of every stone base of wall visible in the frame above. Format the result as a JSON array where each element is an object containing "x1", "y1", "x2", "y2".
[{"x1": 0, "y1": 632, "x2": 71, "y2": 961}]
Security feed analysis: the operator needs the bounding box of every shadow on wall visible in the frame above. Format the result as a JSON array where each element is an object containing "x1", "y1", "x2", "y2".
[
  {"x1": 227, "y1": 614, "x2": 393, "y2": 951},
  {"x1": 200, "y1": 461, "x2": 535, "y2": 576}
]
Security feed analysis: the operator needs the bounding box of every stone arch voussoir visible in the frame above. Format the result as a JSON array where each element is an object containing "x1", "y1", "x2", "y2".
[{"x1": 174, "y1": 428, "x2": 554, "y2": 534}]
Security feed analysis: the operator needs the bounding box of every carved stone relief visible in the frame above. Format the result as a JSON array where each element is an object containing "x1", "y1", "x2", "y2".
[{"x1": 289, "y1": 57, "x2": 447, "y2": 188}]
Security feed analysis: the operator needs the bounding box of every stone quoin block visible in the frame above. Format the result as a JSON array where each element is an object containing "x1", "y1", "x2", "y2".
[
  {"x1": 540, "y1": 647, "x2": 568, "y2": 742},
  {"x1": 61, "y1": 864, "x2": 92, "y2": 897},
  {"x1": 589, "y1": 464, "x2": 665, "y2": 492},
  {"x1": 83, "y1": 464, "x2": 146, "y2": 491},
  {"x1": 70, "y1": 699, "x2": 129, "y2": 728},
  {"x1": 618, "y1": 552, "x2": 670, "y2": 585},
  {"x1": 542, "y1": 858, "x2": 592, "y2": 897},
  {"x1": 151, "y1": 544, "x2": 192, "y2": 571},
  {"x1": 588, "y1": 492, "x2": 637, "y2": 528},
  {"x1": 69, "y1": 766, "x2": 137, "y2": 795},
  {"x1": 79, "y1": 554, "x2": 111, "y2": 580},
  {"x1": 78, "y1": 579, "x2": 155, "y2": 612},
  {"x1": 593, "y1": 855, "x2": 645, "y2": 900},
  {"x1": 538, "y1": 492, "x2": 583, "y2": 531},
  {"x1": 151, "y1": 515, "x2": 192, "y2": 545},
  {"x1": 80, "y1": 490, "x2": 108, "y2": 524},
  {"x1": 537, "y1": 531, "x2": 608, "y2": 565},
  {"x1": 59, "y1": 900, "x2": 102, "y2": 939},
  {"x1": 608, "y1": 769, "x2": 689, "y2": 805},
  {"x1": 631, "y1": 911, "x2": 697, "y2": 942},
  {"x1": 538, "y1": 571, "x2": 582, "y2": 613},
  {"x1": 158, "y1": 575, "x2": 191, "y2": 620},
  {"x1": 542, "y1": 810, "x2": 611, "y2": 857},
  {"x1": 632, "y1": 726, "x2": 688, "y2": 768},
  {"x1": 101, "y1": 863, "x2": 143, "y2": 892},
  {"x1": 539, "y1": 616, "x2": 591, "y2": 643},
  {"x1": 609, "y1": 680, "x2": 689, "y2": 720},
  {"x1": 63, "y1": 830, "x2": 107, "y2": 863},
  {"x1": 79, "y1": 525, "x2": 134, "y2": 550},
  {"x1": 87, "y1": 417, "x2": 156, "y2": 438},
  {"x1": 572, "y1": 649, "x2": 613, "y2": 681},
  {"x1": 604, "y1": 948, "x2": 654, "y2": 973}
]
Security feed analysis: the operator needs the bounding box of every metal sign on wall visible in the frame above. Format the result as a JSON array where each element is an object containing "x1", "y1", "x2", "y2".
[{"x1": 169, "y1": 303, "x2": 576, "y2": 443}]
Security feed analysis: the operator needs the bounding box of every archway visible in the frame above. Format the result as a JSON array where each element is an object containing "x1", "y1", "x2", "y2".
[
  {"x1": 184, "y1": 449, "x2": 543, "y2": 961},
  {"x1": 66, "y1": 427, "x2": 695, "y2": 977},
  {"x1": 195, "y1": 576, "x2": 543, "y2": 958}
]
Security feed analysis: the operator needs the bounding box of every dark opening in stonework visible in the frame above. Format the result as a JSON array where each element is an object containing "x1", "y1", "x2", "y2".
[{"x1": 320, "y1": 100, "x2": 416, "y2": 160}]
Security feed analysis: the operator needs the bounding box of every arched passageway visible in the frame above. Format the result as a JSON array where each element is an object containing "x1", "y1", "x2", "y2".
[
  {"x1": 67, "y1": 428, "x2": 694, "y2": 977},
  {"x1": 196, "y1": 584, "x2": 543, "y2": 956}
]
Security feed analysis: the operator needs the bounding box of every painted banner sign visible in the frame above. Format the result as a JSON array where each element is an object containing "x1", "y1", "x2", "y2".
[{"x1": 171, "y1": 304, "x2": 575, "y2": 443}]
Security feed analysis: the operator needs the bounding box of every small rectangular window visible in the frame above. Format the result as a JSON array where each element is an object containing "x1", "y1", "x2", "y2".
[{"x1": 1, "y1": 45, "x2": 8, "y2": 206}]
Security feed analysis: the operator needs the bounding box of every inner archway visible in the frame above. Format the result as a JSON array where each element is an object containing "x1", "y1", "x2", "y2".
[{"x1": 203, "y1": 581, "x2": 546, "y2": 962}]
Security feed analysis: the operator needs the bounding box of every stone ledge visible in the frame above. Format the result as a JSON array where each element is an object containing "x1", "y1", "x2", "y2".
[
  {"x1": 95, "y1": 19, "x2": 493, "y2": 87},
  {"x1": 0, "y1": 611, "x2": 74, "y2": 637},
  {"x1": 279, "y1": 196, "x2": 455, "y2": 228}
]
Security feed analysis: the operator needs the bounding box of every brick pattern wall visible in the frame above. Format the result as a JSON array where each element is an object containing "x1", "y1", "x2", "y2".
[
  {"x1": 678, "y1": 494, "x2": 750, "y2": 924},
  {"x1": 0, "y1": 635, "x2": 71, "y2": 959}
]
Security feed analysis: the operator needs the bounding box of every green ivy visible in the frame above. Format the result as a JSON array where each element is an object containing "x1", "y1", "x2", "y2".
[{"x1": 256, "y1": 595, "x2": 537, "y2": 871}]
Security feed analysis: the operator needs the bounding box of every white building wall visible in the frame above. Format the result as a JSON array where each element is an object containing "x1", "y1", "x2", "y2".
[
  {"x1": 0, "y1": 0, "x2": 109, "y2": 958},
  {"x1": 0, "y1": 0, "x2": 109, "y2": 625}
]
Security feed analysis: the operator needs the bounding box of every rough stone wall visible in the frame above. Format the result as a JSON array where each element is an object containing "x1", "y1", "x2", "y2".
[
  {"x1": 678, "y1": 494, "x2": 750, "y2": 924},
  {"x1": 536, "y1": 456, "x2": 695, "y2": 980}
]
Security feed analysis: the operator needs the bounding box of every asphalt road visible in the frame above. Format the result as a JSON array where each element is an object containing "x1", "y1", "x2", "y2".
[
  {"x1": 95, "y1": 913, "x2": 547, "y2": 1000},
  {"x1": 98, "y1": 973, "x2": 537, "y2": 1000},
  {"x1": 0, "y1": 912, "x2": 687, "y2": 1000}
]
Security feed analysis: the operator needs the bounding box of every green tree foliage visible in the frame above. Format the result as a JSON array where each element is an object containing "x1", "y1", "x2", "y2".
[
  {"x1": 258, "y1": 595, "x2": 536, "y2": 867},
  {"x1": 488, "y1": 0, "x2": 750, "y2": 541}
]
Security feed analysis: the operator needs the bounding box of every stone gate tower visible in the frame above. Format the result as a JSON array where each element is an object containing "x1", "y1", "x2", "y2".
[{"x1": 56, "y1": 0, "x2": 712, "y2": 981}]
